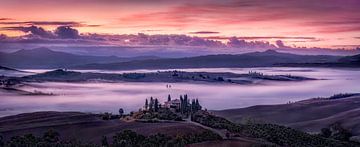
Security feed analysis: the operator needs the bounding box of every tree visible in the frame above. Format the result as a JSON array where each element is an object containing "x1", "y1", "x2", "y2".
[
  {"x1": 217, "y1": 77, "x2": 224, "y2": 81},
  {"x1": 0, "y1": 134, "x2": 3, "y2": 147},
  {"x1": 180, "y1": 95, "x2": 184, "y2": 113},
  {"x1": 43, "y1": 129, "x2": 60, "y2": 143},
  {"x1": 149, "y1": 97, "x2": 154, "y2": 111},
  {"x1": 101, "y1": 136, "x2": 109, "y2": 147},
  {"x1": 145, "y1": 99, "x2": 149, "y2": 110},
  {"x1": 118, "y1": 108, "x2": 124, "y2": 117},
  {"x1": 184, "y1": 94, "x2": 188, "y2": 113},
  {"x1": 321, "y1": 128, "x2": 331, "y2": 138},
  {"x1": 329, "y1": 123, "x2": 352, "y2": 141},
  {"x1": 226, "y1": 132, "x2": 230, "y2": 139},
  {"x1": 154, "y1": 99, "x2": 159, "y2": 112},
  {"x1": 191, "y1": 99, "x2": 196, "y2": 112},
  {"x1": 168, "y1": 94, "x2": 171, "y2": 102},
  {"x1": 195, "y1": 99, "x2": 201, "y2": 111}
]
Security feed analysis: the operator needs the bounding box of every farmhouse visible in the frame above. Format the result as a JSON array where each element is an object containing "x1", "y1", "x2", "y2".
[{"x1": 164, "y1": 99, "x2": 181, "y2": 109}]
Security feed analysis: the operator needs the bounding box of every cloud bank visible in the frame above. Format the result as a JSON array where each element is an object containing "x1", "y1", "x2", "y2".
[
  {"x1": 0, "y1": 25, "x2": 288, "y2": 49},
  {"x1": 0, "y1": 25, "x2": 358, "y2": 57}
]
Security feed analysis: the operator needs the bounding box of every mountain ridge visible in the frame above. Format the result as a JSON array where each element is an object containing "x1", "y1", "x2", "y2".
[
  {"x1": 74, "y1": 49, "x2": 342, "y2": 70},
  {"x1": 0, "y1": 47, "x2": 161, "y2": 69}
]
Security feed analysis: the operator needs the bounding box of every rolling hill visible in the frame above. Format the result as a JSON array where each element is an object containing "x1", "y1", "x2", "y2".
[
  {"x1": 213, "y1": 94, "x2": 360, "y2": 135},
  {"x1": 0, "y1": 65, "x2": 32, "y2": 77}
]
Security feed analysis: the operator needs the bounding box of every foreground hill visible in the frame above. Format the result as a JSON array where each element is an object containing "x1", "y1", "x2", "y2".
[
  {"x1": 1, "y1": 110, "x2": 356, "y2": 146},
  {"x1": 213, "y1": 94, "x2": 360, "y2": 135},
  {"x1": 74, "y1": 50, "x2": 341, "y2": 70},
  {"x1": 0, "y1": 111, "x2": 207, "y2": 143},
  {"x1": 0, "y1": 48, "x2": 160, "y2": 69}
]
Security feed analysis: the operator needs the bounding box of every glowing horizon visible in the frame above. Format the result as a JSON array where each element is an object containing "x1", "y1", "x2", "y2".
[{"x1": 0, "y1": 0, "x2": 359, "y2": 49}]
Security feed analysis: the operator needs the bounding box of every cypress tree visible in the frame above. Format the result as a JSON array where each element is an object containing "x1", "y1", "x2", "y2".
[
  {"x1": 195, "y1": 99, "x2": 201, "y2": 110},
  {"x1": 149, "y1": 97, "x2": 154, "y2": 111},
  {"x1": 168, "y1": 94, "x2": 171, "y2": 102},
  {"x1": 145, "y1": 99, "x2": 149, "y2": 110},
  {"x1": 180, "y1": 95, "x2": 184, "y2": 113},
  {"x1": 191, "y1": 99, "x2": 196, "y2": 112},
  {"x1": 119, "y1": 108, "x2": 124, "y2": 116},
  {"x1": 154, "y1": 98, "x2": 159, "y2": 112},
  {"x1": 184, "y1": 94, "x2": 188, "y2": 113}
]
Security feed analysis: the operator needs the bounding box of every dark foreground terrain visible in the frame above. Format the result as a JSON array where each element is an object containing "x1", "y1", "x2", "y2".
[
  {"x1": 2, "y1": 94, "x2": 360, "y2": 146},
  {"x1": 0, "y1": 111, "x2": 270, "y2": 146},
  {"x1": 0, "y1": 112, "x2": 206, "y2": 143},
  {"x1": 214, "y1": 93, "x2": 360, "y2": 136}
]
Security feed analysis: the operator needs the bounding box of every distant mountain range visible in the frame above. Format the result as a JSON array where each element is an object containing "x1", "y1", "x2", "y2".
[
  {"x1": 74, "y1": 50, "x2": 343, "y2": 70},
  {"x1": 277, "y1": 53, "x2": 360, "y2": 67},
  {"x1": 1, "y1": 48, "x2": 359, "y2": 70},
  {"x1": 0, "y1": 48, "x2": 160, "y2": 69}
]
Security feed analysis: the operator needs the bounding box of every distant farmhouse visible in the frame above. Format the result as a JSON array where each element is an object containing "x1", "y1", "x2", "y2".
[{"x1": 143, "y1": 94, "x2": 202, "y2": 114}]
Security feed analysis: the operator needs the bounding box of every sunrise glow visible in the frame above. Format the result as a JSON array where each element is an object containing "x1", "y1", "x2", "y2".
[{"x1": 0, "y1": 0, "x2": 359, "y2": 50}]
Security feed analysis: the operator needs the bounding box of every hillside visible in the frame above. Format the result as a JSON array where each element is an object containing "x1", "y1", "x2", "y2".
[
  {"x1": 213, "y1": 94, "x2": 360, "y2": 135},
  {"x1": 0, "y1": 65, "x2": 26, "y2": 72},
  {"x1": 1, "y1": 110, "x2": 356, "y2": 146},
  {"x1": 0, "y1": 111, "x2": 208, "y2": 143},
  {"x1": 0, "y1": 48, "x2": 160, "y2": 69},
  {"x1": 74, "y1": 50, "x2": 341, "y2": 70}
]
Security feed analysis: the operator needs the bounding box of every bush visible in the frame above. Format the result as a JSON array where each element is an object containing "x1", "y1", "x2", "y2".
[
  {"x1": 4, "y1": 129, "x2": 98, "y2": 146},
  {"x1": 142, "y1": 133, "x2": 172, "y2": 147},
  {"x1": 328, "y1": 123, "x2": 352, "y2": 141},
  {"x1": 113, "y1": 130, "x2": 145, "y2": 146},
  {"x1": 243, "y1": 123, "x2": 356, "y2": 147},
  {"x1": 112, "y1": 130, "x2": 221, "y2": 147},
  {"x1": 136, "y1": 109, "x2": 182, "y2": 121}
]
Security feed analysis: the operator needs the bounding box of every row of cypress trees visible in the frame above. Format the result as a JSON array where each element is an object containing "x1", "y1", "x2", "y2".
[{"x1": 144, "y1": 94, "x2": 202, "y2": 113}]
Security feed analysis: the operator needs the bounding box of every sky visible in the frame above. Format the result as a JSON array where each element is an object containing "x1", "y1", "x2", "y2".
[{"x1": 0, "y1": 0, "x2": 359, "y2": 55}]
